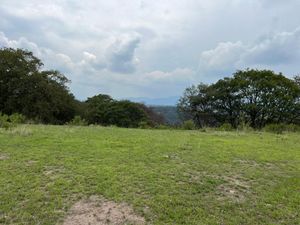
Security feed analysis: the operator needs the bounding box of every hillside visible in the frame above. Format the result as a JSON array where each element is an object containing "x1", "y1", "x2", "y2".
[{"x1": 150, "y1": 106, "x2": 181, "y2": 125}]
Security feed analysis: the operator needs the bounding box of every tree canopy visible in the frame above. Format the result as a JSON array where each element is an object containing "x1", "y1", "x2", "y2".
[
  {"x1": 0, "y1": 48, "x2": 76, "y2": 124},
  {"x1": 178, "y1": 69, "x2": 300, "y2": 128},
  {"x1": 85, "y1": 94, "x2": 164, "y2": 127}
]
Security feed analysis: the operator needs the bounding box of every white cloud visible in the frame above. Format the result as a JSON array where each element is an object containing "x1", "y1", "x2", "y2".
[
  {"x1": 107, "y1": 35, "x2": 141, "y2": 74},
  {"x1": 244, "y1": 28, "x2": 300, "y2": 65},
  {"x1": 198, "y1": 27, "x2": 300, "y2": 81},
  {"x1": 200, "y1": 42, "x2": 246, "y2": 70},
  {"x1": 1, "y1": 0, "x2": 300, "y2": 103}
]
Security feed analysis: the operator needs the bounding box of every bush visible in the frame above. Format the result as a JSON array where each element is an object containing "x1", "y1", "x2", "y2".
[
  {"x1": 9, "y1": 113, "x2": 26, "y2": 124},
  {"x1": 182, "y1": 120, "x2": 196, "y2": 130},
  {"x1": 0, "y1": 113, "x2": 27, "y2": 129},
  {"x1": 285, "y1": 124, "x2": 300, "y2": 132},
  {"x1": 138, "y1": 121, "x2": 151, "y2": 129},
  {"x1": 264, "y1": 123, "x2": 300, "y2": 134},
  {"x1": 218, "y1": 123, "x2": 234, "y2": 131},
  {"x1": 67, "y1": 116, "x2": 88, "y2": 126},
  {"x1": 0, "y1": 113, "x2": 13, "y2": 129},
  {"x1": 237, "y1": 121, "x2": 253, "y2": 132},
  {"x1": 155, "y1": 124, "x2": 170, "y2": 130}
]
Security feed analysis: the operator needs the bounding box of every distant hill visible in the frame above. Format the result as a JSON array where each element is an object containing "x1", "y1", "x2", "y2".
[
  {"x1": 149, "y1": 105, "x2": 181, "y2": 125},
  {"x1": 126, "y1": 96, "x2": 181, "y2": 125}
]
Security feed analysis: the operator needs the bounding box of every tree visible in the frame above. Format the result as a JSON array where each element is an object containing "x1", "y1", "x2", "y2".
[
  {"x1": 209, "y1": 78, "x2": 242, "y2": 128},
  {"x1": 137, "y1": 103, "x2": 165, "y2": 126},
  {"x1": 0, "y1": 48, "x2": 76, "y2": 124},
  {"x1": 85, "y1": 94, "x2": 115, "y2": 125},
  {"x1": 178, "y1": 69, "x2": 300, "y2": 128},
  {"x1": 177, "y1": 83, "x2": 219, "y2": 128},
  {"x1": 234, "y1": 69, "x2": 300, "y2": 128},
  {"x1": 85, "y1": 95, "x2": 152, "y2": 127},
  {"x1": 108, "y1": 100, "x2": 147, "y2": 128}
]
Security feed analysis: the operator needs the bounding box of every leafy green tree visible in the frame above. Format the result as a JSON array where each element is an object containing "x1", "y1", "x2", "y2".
[
  {"x1": 108, "y1": 100, "x2": 147, "y2": 128},
  {"x1": 234, "y1": 69, "x2": 300, "y2": 128},
  {"x1": 137, "y1": 103, "x2": 165, "y2": 126},
  {"x1": 85, "y1": 95, "x2": 150, "y2": 127},
  {"x1": 178, "y1": 69, "x2": 300, "y2": 128},
  {"x1": 209, "y1": 77, "x2": 242, "y2": 128},
  {"x1": 0, "y1": 48, "x2": 76, "y2": 124},
  {"x1": 85, "y1": 94, "x2": 115, "y2": 125},
  {"x1": 178, "y1": 83, "x2": 217, "y2": 127}
]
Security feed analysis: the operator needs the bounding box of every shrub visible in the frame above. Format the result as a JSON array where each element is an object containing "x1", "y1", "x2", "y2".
[
  {"x1": 68, "y1": 116, "x2": 88, "y2": 126},
  {"x1": 0, "y1": 113, "x2": 13, "y2": 130},
  {"x1": 286, "y1": 124, "x2": 300, "y2": 132},
  {"x1": 138, "y1": 121, "x2": 150, "y2": 129},
  {"x1": 1, "y1": 113, "x2": 27, "y2": 129},
  {"x1": 264, "y1": 123, "x2": 300, "y2": 134},
  {"x1": 9, "y1": 113, "x2": 26, "y2": 124},
  {"x1": 155, "y1": 124, "x2": 170, "y2": 130},
  {"x1": 237, "y1": 121, "x2": 253, "y2": 132},
  {"x1": 182, "y1": 120, "x2": 196, "y2": 130},
  {"x1": 218, "y1": 123, "x2": 234, "y2": 131}
]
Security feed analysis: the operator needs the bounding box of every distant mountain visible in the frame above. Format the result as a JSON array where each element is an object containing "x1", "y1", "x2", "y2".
[
  {"x1": 124, "y1": 96, "x2": 182, "y2": 125},
  {"x1": 150, "y1": 105, "x2": 181, "y2": 125},
  {"x1": 128, "y1": 96, "x2": 179, "y2": 106}
]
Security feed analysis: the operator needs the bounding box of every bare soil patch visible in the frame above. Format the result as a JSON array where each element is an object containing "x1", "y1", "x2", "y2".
[
  {"x1": 43, "y1": 166, "x2": 65, "y2": 179},
  {"x1": 216, "y1": 175, "x2": 251, "y2": 203},
  {"x1": 182, "y1": 170, "x2": 252, "y2": 202},
  {"x1": 62, "y1": 196, "x2": 145, "y2": 225},
  {"x1": 234, "y1": 159, "x2": 278, "y2": 170},
  {"x1": 26, "y1": 160, "x2": 38, "y2": 166},
  {"x1": 0, "y1": 154, "x2": 9, "y2": 160}
]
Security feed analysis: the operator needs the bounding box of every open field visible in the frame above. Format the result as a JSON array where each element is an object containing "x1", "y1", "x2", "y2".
[{"x1": 0, "y1": 125, "x2": 299, "y2": 225}]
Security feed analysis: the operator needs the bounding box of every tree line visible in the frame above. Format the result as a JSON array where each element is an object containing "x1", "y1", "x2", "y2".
[
  {"x1": 2, "y1": 47, "x2": 299, "y2": 130},
  {"x1": 0, "y1": 48, "x2": 164, "y2": 127},
  {"x1": 178, "y1": 69, "x2": 300, "y2": 129}
]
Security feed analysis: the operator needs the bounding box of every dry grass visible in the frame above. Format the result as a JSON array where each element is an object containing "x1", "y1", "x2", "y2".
[
  {"x1": 62, "y1": 196, "x2": 145, "y2": 225},
  {"x1": 6, "y1": 125, "x2": 33, "y2": 136}
]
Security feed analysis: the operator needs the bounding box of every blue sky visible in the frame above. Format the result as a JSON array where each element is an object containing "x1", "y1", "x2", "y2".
[{"x1": 1, "y1": 0, "x2": 300, "y2": 104}]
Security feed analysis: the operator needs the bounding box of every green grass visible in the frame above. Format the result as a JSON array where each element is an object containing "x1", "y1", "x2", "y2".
[{"x1": 0, "y1": 125, "x2": 299, "y2": 225}]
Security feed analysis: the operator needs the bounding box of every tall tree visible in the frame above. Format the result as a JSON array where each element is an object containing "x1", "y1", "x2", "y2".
[
  {"x1": 0, "y1": 48, "x2": 76, "y2": 124},
  {"x1": 178, "y1": 69, "x2": 300, "y2": 128}
]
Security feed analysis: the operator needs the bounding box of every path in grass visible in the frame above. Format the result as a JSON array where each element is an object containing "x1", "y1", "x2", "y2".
[{"x1": 0, "y1": 125, "x2": 299, "y2": 224}]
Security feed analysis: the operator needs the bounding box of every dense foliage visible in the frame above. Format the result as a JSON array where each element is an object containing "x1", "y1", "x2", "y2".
[
  {"x1": 0, "y1": 48, "x2": 77, "y2": 124},
  {"x1": 0, "y1": 48, "x2": 164, "y2": 127},
  {"x1": 178, "y1": 69, "x2": 300, "y2": 128},
  {"x1": 85, "y1": 94, "x2": 164, "y2": 127}
]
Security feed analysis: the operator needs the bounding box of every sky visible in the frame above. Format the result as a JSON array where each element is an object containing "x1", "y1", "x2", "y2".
[{"x1": 1, "y1": 0, "x2": 300, "y2": 105}]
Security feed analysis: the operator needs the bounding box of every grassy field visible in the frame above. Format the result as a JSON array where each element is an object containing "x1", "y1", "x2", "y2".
[{"x1": 0, "y1": 125, "x2": 299, "y2": 225}]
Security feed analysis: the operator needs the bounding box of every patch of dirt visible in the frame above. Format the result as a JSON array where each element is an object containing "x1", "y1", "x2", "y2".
[
  {"x1": 234, "y1": 159, "x2": 278, "y2": 170},
  {"x1": 179, "y1": 170, "x2": 253, "y2": 202},
  {"x1": 216, "y1": 175, "x2": 251, "y2": 203},
  {"x1": 233, "y1": 159, "x2": 260, "y2": 167},
  {"x1": 26, "y1": 160, "x2": 38, "y2": 166},
  {"x1": 62, "y1": 196, "x2": 145, "y2": 225},
  {"x1": 0, "y1": 154, "x2": 9, "y2": 160},
  {"x1": 43, "y1": 166, "x2": 64, "y2": 179}
]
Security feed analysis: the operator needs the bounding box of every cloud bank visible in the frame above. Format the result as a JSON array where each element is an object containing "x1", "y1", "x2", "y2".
[{"x1": 1, "y1": 0, "x2": 300, "y2": 103}]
